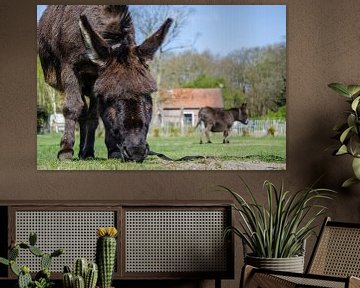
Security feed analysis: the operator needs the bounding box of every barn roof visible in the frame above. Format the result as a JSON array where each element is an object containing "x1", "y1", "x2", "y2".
[{"x1": 159, "y1": 88, "x2": 224, "y2": 109}]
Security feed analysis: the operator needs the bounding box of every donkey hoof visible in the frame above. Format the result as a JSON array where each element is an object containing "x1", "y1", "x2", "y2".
[
  {"x1": 207, "y1": 141, "x2": 212, "y2": 144},
  {"x1": 57, "y1": 149, "x2": 74, "y2": 161},
  {"x1": 80, "y1": 155, "x2": 95, "y2": 160},
  {"x1": 200, "y1": 140, "x2": 203, "y2": 144},
  {"x1": 79, "y1": 151, "x2": 95, "y2": 160}
]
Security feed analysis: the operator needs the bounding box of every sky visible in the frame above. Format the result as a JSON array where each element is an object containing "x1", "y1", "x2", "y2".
[{"x1": 37, "y1": 5, "x2": 286, "y2": 56}]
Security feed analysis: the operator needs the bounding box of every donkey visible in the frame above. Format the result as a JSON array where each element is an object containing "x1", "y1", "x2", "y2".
[
  {"x1": 195, "y1": 104, "x2": 249, "y2": 144},
  {"x1": 38, "y1": 5, "x2": 172, "y2": 162}
]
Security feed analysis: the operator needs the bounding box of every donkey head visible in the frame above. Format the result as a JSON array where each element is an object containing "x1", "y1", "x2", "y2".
[
  {"x1": 79, "y1": 6, "x2": 172, "y2": 162},
  {"x1": 238, "y1": 103, "x2": 249, "y2": 125}
]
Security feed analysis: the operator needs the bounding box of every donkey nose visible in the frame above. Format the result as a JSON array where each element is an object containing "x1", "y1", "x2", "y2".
[{"x1": 122, "y1": 145, "x2": 148, "y2": 163}]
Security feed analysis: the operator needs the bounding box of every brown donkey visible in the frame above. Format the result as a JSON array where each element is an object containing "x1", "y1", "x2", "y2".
[
  {"x1": 195, "y1": 104, "x2": 249, "y2": 144},
  {"x1": 38, "y1": 5, "x2": 172, "y2": 162}
]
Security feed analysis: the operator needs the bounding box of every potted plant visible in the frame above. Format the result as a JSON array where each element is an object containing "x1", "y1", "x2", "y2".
[
  {"x1": 222, "y1": 179, "x2": 334, "y2": 273},
  {"x1": 62, "y1": 258, "x2": 98, "y2": 288},
  {"x1": 328, "y1": 83, "x2": 360, "y2": 187},
  {"x1": 0, "y1": 232, "x2": 63, "y2": 288}
]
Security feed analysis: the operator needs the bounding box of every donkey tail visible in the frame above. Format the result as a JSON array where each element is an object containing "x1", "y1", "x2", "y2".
[{"x1": 195, "y1": 119, "x2": 202, "y2": 129}]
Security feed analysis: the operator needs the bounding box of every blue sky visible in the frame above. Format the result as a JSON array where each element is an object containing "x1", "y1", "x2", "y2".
[{"x1": 37, "y1": 5, "x2": 286, "y2": 55}]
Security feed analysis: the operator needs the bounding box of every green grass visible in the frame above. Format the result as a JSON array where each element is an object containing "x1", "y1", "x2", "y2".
[{"x1": 37, "y1": 133, "x2": 286, "y2": 170}]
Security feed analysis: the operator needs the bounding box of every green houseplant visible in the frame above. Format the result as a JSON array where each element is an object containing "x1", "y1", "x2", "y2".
[
  {"x1": 96, "y1": 227, "x2": 118, "y2": 288},
  {"x1": 0, "y1": 232, "x2": 63, "y2": 288},
  {"x1": 328, "y1": 83, "x2": 360, "y2": 187},
  {"x1": 222, "y1": 179, "x2": 334, "y2": 272}
]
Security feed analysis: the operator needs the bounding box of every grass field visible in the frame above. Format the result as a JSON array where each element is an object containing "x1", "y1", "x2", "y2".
[{"x1": 37, "y1": 133, "x2": 286, "y2": 170}]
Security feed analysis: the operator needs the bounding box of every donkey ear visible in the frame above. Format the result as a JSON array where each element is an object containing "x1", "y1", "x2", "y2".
[
  {"x1": 137, "y1": 18, "x2": 173, "y2": 61},
  {"x1": 79, "y1": 15, "x2": 111, "y2": 66}
]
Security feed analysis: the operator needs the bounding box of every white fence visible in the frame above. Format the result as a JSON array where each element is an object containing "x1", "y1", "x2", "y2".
[{"x1": 151, "y1": 119, "x2": 286, "y2": 137}]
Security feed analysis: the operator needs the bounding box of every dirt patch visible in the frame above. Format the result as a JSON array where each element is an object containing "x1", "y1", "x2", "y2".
[{"x1": 158, "y1": 158, "x2": 286, "y2": 170}]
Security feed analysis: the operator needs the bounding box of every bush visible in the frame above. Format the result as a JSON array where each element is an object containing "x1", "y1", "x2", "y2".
[
  {"x1": 267, "y1": 126, "x2": 276, "y2": 136},
  {"x1": 152, "y1": 127, "x2": 161, "y2": 137},
  {"x1": 242, "y1": 129, "x2": 250, "y2": 137},
  {"x1": 170, "y1": 126, "x2": 180, "y2": 137}
]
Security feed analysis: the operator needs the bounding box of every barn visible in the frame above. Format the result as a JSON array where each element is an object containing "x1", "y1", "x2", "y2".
[{"x1": 157, "y1": 88, "x2": 224, "y2": 128}]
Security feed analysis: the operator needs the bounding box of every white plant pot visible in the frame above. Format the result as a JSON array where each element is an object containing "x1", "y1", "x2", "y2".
[{"x1": 245, "y1": 254, "x2": 305, "y2": 273}]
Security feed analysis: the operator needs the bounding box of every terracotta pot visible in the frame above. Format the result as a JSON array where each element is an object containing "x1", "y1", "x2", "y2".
[{"x1": 245, "y1": 254, "x2": 305, "y2": 273}]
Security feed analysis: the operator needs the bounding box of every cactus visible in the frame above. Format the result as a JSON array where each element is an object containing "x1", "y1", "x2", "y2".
[
  {"x1": 63, "y1": 272, "x2": 74, "y2": 288},
  {"x1": 63, "y1": 260, "x2": 98, "y2": 288},
  {"x1": 41, "y1": 253, "x2": 52, "y2": 270},
  {"x1": 74, "y1": 258, "x2": 88, "y2": 279},
  {"x1": 0, "y1": 233, "x2": 63, "y2": 288},
  {"x1": 9, "y1": 246, "x2": 19, "y2": 260},
  {"x1": 29, "y1": 232, "x2": 37, "y2": 246},
  {"x1": 74, "y1": 275, "x2": 85, "y2": 288},
  {"x1": 0, "y1": 257, "x2": 9, "y2": 266},
  {"x1": 19, "y1": 270, "x2": 32, "y2": 288},
  {"x1": 29, "y1": 245, "x2": 44, "y2": 257},
  {"x1": 10, "y1": 260, "x2": 20, "y2": 276},
  {"x1": 96, "y1": 227, "x2": 118, "y2": 288},
  {"x1": 35, "y1": 268, "x2": 50, "y2": 281},
  {"x1": 85, "y1": 263, "x2": 98, "y2": 288},
  {"x1": 51, "y1": 248, "x2": 64, "y2": 257},
  {"x1": 18, "y1": 266, "x2": 32, "y2": 288}
]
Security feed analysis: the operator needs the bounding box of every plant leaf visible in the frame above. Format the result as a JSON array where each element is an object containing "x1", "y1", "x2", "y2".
[
  {"x1": 348, "y1": 135, "x2": 360, "y2": 157},
  {"x1": 328, "y1": 83, "x2": 351, "y2": 97},
  {"x1": 333, "y1": 122, "x2": 348, "y2": 132},
  {"x1": 347, "y1": 85, "x2": 360, "y2": 97},
  {"x1": 0, "y1": 257, "x2": 9, "y2": 266},
  {"x1": 342, "y1": 177, "x2": 360, "y2": 188},
  {"x1": 347, "y1": 114, "x2": 356, "y2": 127},
  {"x1": 352, "y1": 157, "x2": 360, "y2": 179},
  {"x1": 351, "y1": 96, "x2": 360, "y2": 111},
  {"x1": 336, "y1": 145, "x2": 348, "y2": 155},
  {"x1": 340, "y1": 126, "x2": 353, "y2": 143}
]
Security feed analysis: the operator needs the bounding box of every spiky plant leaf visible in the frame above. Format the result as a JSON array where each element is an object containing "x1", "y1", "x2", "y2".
[
  {"x1": 222, "y1": 179, "x2": 335, "y2": 258},
  {"x1": 328, "y1": 83, "x2": 352, "y2": 97}
]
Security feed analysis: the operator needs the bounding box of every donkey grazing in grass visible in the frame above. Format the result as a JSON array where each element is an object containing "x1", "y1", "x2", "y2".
[
  {"x1": 195, "y1": 104, "x2": 249, "y2": 144},
  {"x1": 38, "y1": 5, "x2": 172, "y2": 162}
]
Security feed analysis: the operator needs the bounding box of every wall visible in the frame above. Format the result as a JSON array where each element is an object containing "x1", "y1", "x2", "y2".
[{"x1": 0, "y1": 0, "x2": 359, "y2": 287}]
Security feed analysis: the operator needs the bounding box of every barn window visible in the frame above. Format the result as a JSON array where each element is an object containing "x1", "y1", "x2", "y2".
[{"x1": 183, "y1": 112, "x2": 193, "y2": 126}]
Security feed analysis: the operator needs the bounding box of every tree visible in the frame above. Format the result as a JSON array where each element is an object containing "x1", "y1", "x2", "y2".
[
  {"x1": 131, "y1": 5, "x2": 194, "y2": 125},
  {"x1": 244, "y1": 44, "x2": 286, "y2": 116},
  {"x1": 37, "y1": 56, "x2": 63, "y2": 117}
]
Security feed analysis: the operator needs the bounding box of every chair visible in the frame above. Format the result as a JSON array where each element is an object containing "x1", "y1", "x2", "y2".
[{"x1": 241, "y1": 217, "x2": 360, "y2": 288}]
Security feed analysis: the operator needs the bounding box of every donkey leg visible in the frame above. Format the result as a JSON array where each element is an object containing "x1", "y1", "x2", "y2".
[
  {"x1": 105, "y1": 130, "x2": 122, "y2": 159},
  {"x1": 78, "y1": 95, "x2": 89, "y2": 158},
  {"x1": 223, "y1": 130, "x2": 230, "y2": 144},
  {"x1": 79, "y1": 97, "x2": 99, "y2": 159},
  {"x1": 58, "y1": 65, "x2": 84, "y2": 160},
  {"x1": 205, "y1": 125, "x2": 212, "y2": 144}
]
